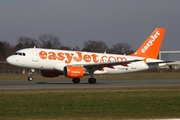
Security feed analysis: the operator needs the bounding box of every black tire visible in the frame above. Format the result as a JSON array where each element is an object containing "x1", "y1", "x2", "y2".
[
  {"x1": 72, "y1": 78, "x2": 80, "y2": 83},
  {"x1": 88, "y1": 78, "x2": 96, "y2": 84},
  {"x1": 28, "y1": 77, "x2": 33, "y2": 81}
]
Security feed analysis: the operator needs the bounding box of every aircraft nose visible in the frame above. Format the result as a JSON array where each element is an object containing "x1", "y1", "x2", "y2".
[
  {"x1": 6, "y1": 56, "x2": 11, "y2": 64},
  {"x1": 6, "y1": 56, "x2": 15, "y2": 65}
]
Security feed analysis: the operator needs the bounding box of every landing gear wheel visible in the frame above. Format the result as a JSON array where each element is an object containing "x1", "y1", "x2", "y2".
[
  {"x1": 28, "y1": 77, "x2": 33, "y2": 81},
  {"x1": 72, "y1": 78, "x2": 80, "y2": 84},
  {"x1": 28, "y1": 69, "x2": 34, "y2": 81},
  {"x1": 88, "y1": 78, "x2": 96, "y2": 84}
]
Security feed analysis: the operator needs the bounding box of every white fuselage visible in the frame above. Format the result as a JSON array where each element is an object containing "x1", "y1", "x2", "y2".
[{"x1": 6, "y1": 48, "x2": 165, "y2": 75}]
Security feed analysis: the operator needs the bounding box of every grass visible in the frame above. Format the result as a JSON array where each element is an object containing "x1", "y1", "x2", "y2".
[
  {"x1": 0, "y1": 89, "x2": 180, "y2": 120},
  {"x1": 0, "y1": 72, "x2": 180, "y2": 119}
]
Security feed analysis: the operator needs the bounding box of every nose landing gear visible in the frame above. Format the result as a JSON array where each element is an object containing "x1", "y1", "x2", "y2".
[{"x1": 28, "y1": 69, "x2": 34, "y2": 81}]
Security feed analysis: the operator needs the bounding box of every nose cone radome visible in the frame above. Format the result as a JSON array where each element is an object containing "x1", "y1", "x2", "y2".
[{"x1": 6, "y1": 56, "x2": 15, "y2": 65}]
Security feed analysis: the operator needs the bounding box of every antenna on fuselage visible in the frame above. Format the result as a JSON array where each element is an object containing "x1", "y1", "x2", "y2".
[{"x1": 34, "y1": 46, "x2": 36, "y2": 48}]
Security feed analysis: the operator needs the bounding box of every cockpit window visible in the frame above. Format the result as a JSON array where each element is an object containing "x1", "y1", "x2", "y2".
[
  {"x1": 19, "y1": 53, "x2": 22, "y2": 56},
  {"x1": 13, "y1": 52, "x2": 26, "y2": 56},
  {"x1": 14, "y1": 52, "x2": 19, "y2": 55}
]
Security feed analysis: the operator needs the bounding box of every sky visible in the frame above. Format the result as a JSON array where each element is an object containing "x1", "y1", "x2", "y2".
[{"x1": 0, "y1": 0, "x2": 180, "y2": 51}]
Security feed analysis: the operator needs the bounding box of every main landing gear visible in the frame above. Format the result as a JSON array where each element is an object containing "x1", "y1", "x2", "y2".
[
  {"x1": 88, "y1": 78, "x2": 96, "y2": 84},
  {"x1": 88, "y1": 71, "x2": 96, "y2": 84},
  {"x1": 72, "y1": 71, "x2": 97, "y2": 84},
  {"x1": 72, "y1": 78, "x2": 80, "y2": 83},
  {"x1": 72, "y1": 77, "x2": 96, "y2": 84},
  {"x1": 28, "y1": 69, "x2": 34, "y2": 81}
]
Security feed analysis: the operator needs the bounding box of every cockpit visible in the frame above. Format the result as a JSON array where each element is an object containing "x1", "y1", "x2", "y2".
[{"x1": 13, "y1": 52, "x2": 26, "y2": 56}]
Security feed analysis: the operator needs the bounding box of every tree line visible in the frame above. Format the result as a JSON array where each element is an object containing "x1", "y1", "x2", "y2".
[{"x1": 0, "y1": 34, "x2": 134, "y2": 61}]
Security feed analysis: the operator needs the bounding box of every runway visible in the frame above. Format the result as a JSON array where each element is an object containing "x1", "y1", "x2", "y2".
[{"x1": 0, "y1": 78, "x2": 180, "y2": 90}]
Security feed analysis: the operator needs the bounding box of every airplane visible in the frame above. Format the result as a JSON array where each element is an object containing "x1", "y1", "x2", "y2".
[{"x1": 6, "y1": 28, "x2": 167, "y2": 84}]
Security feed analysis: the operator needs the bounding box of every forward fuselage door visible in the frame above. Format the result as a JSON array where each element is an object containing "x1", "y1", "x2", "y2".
[{"x1": 32, "y1": 50, "x2": 38, "y2": 62}]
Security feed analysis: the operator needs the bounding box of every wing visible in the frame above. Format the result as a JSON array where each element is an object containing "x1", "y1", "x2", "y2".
[
  {"x1": 86, "y1": 59, "x2": 141, "y2": 67},
  {"x1": 72, "y1": 59, "x2": 142, "y2": 69},
  {"x1": 53, "y1": 59, "x2": 142, "y2": 71}
]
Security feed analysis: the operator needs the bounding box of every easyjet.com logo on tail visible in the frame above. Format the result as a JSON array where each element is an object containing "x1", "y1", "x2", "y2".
[{"x1": 141, "y1": 31, "x2": 160, "y2": 53}]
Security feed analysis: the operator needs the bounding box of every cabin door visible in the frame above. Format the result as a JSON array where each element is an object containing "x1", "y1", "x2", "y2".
[{"x1": 32, "y1": 50, "x2": 38, "y2": 62}]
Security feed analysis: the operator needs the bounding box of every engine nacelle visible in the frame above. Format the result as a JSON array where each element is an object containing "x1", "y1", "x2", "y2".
[
  {"x1": 63, "y1": 66, "x2": 84, "y2": 78},
  {"x1": 41, "y1": 70, "x2": 63, "y2": 77}
]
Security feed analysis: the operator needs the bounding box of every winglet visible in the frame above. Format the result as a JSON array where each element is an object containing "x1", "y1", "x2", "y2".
[{"x1": 131, "y1": 28, "x2": 166, "y2": 59}]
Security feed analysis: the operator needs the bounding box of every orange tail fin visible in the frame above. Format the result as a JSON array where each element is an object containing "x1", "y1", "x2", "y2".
[{"x1": 131, "y1": 28, "x2": 166, "y2": 59}]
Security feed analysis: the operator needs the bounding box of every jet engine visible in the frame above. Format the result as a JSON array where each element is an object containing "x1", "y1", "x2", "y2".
[
  {"x1": 63, "y1": 66, "x2": 84, "y2": 78},
  {"x1": 41, "y1": 70, "x2": 63, "y2": 77}
]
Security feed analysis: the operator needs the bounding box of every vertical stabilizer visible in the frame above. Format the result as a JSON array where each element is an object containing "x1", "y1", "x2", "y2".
[{"x1": 131, "y1": 28, "x2": 166, "y2": 59}]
